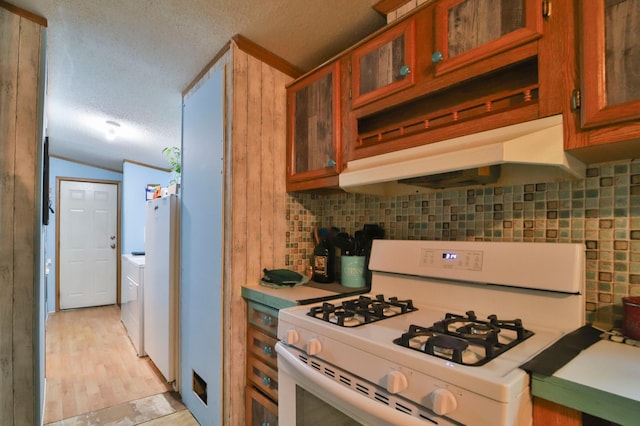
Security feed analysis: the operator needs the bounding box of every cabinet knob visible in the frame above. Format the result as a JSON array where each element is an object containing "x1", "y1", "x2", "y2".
[
  {"x1": 262, "y1": 315, "x2": 272, "y2": 325},
  {"x1": 399, "y1": 65, "x2": 411, "y2": 77},
  {"x1": 432, "y1": 51, "x2": 444, "y2": 63},
  {"x1": 327, "y1": 159, "x2": 336, "y2": 167},
  {"x1": 263, "y1": 345, "x2": 273, "y2": 356},
  {"x1": 262, "y1": 376, "x2": 272, "y2": 386}
]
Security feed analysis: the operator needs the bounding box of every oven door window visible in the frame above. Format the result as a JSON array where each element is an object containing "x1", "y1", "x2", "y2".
[{"x1": 296, "y1": 385, "x2": 362, "y2": 425}]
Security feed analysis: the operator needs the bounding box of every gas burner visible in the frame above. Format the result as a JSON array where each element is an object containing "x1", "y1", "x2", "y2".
[
  {"x1": 457, "y1": 323, "x2": 495, "y2": 336},
  {"x1": 428, "y1": 335, "x2": 469, "y2": 363},
  {"x1": 306, "y1": 294, "x2": 417, "y2": 327},
  {"x1": 394, "y1": 311, "x2": 534, "y2": 366}
]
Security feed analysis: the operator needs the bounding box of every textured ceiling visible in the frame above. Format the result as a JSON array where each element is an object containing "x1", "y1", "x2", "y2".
[{"x1": 10, "y1": 0, "x2": 385, "y2": 171}]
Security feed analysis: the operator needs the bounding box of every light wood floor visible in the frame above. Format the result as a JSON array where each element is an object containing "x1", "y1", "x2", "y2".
[{"x1": 44, "y1": 305, "x2": 178, "y2": 424}]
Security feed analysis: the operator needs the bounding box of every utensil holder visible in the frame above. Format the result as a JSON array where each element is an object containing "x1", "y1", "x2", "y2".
[{"x1": 341, "y1": 256, "x2": 366, "y2": 288}]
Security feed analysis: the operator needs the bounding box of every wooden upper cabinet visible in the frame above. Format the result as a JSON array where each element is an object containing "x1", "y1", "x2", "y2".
[
  {"x1": 286, "y1": 61, "x2": 341, "y2": 191},
  {"x1": 432, "y1": 0, "x2": 543, "y2": 76},
  {"x1": 351, "y1": 18, "x2": 416, "y2": 108},
  {"x1": 580, "y1": 0, "x2": 640, "y2": 128}
]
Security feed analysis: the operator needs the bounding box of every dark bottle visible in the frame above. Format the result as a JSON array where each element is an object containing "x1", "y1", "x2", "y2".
[{"x1": 312, "y1": 238, "x2": 335, "y2": 283}]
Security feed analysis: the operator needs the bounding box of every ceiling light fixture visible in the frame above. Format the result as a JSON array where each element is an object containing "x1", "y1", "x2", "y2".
[{"x1": 105, "y1": 120, "x2": 121, "y2": 141}]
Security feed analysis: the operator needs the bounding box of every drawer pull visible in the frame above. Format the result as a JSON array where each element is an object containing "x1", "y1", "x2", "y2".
[
  {"x1": 263, "y1": 345, "x2": 273, "y2": 355},
  {"x1": 262, "y1": 376, "x2": 272, "y2": 386},
  {"x1": 262, "y1": 315, "x2": 272, "y2": 325}
]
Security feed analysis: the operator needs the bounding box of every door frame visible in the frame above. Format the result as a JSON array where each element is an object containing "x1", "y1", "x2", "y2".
[{"x1": 55, "y1": 177, "x2": 122, "y2": 311}]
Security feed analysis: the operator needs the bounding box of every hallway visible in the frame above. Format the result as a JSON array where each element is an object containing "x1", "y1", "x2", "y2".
[{"x1": 44, "y1": 305, "x2": 197, "y2": 425}]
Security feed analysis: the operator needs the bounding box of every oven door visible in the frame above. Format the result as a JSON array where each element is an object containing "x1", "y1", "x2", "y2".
[{"x1": 276, "y1": 342, "x2": 449, "y2": 426}]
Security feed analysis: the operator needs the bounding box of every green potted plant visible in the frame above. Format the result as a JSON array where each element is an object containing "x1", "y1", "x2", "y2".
[{"x1": 162, "y1": 146, "x2": 181, "y2": 194}]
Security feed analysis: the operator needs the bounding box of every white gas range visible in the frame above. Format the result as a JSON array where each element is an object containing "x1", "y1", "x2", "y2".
[{"x1": 276, "y1": 240, "x2": 585, "y2": 426}]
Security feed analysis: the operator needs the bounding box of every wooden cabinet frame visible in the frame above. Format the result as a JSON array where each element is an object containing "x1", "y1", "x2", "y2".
[
  {"x1": 245, "y1": 385, "x2": 278, "y2": 426},
  {"x1": 434, "y1": 0, "x2": 543, "y2": 76},
  {"x1": 286, "y1": 61, "x2": 342, "y2": 191},
  {"x1": 351, "y1": 18, "x2": 417, "y2": 108},
  {"x1": 580, "y1": 0, "x2": 640, "y2": 128}
]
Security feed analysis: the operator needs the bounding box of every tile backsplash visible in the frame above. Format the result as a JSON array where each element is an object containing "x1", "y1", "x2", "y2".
[{"x1": 285, "y1": 159, "x2": 640, "y2": 329}]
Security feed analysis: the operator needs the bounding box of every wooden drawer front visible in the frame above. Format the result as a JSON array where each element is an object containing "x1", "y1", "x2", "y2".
[
  {"x1": 248, "y1": 327, "x2": 278, "y2": 368},
  {"x1": 248, "y1": 301, "x2": 278, "y2": 336},
  {"x1": 246, "y1": 385, "x2": 278, "y2": 426},
  {"x1": 248, "y1": 356, "x2": 278, "y2": 402}
]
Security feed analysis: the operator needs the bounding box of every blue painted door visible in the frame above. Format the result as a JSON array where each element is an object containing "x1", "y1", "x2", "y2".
[{"x1": 180, "y1": 65, "x2": 224, "y2": 424}]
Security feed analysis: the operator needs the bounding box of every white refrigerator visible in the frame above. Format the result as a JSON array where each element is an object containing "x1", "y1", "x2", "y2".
[{"x1": 144, "y1": 195, "x2": 179, "y2": 383}]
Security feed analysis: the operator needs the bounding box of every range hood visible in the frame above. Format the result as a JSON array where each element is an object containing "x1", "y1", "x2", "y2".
[{"x1": 339, "y1": 115, "x2": 586, "y2": 195}]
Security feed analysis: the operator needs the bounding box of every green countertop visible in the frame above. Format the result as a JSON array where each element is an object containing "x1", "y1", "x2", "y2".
[{"x1": 531, "y1": 339, "x2": 640, "y2": 425}]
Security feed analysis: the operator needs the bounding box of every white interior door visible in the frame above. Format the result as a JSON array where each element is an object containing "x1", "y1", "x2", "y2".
[{"x1": 59, "y1": 180, "x2": 118, "y2": 310}]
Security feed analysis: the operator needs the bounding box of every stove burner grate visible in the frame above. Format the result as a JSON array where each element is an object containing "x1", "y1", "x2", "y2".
[
  {"x1": 394, "y1": 311, "x2": 534, "y2": 366},
  {"x1": 306, "y1": 295, "x2": 417, "y2": 327}
]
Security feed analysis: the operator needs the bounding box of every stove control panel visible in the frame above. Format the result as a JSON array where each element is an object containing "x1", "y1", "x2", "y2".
[{"x1": 420, "y1": 249, "x2": 483, "y2": 271}]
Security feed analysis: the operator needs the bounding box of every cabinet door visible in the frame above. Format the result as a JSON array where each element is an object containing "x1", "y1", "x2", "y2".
[
  {"x1": 351, "y1": 18, "x2": 416, "y2": 108},
  {"x1": 247, "y1": 301, "x2": 279, "y2": 337},
  {"x1": 247, "y1": 326, "x2": 278, "y2": 368},
  {"x1": 246, "y1": 386, "x2": 278, "y2": 426},
  {"x1": 287, "y1": 62, "x2": 340, "y2": 189},
  {"x1": 581, "y1": 0, "x2": 640, "y2": 128},
  {"x1": 247, "y1": 356, "x2": 278, "y2": 401},
  {"x1": 432, "y1": 0, "x2": 542, "y2": 75}
]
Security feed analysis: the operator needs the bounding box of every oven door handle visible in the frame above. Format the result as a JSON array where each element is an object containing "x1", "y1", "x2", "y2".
[{"x1": 276, "y1": 342, "x2": 431, "y2": 426}]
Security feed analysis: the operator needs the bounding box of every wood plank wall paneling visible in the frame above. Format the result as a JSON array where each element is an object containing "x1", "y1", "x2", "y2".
[
  {"x1": 260, "y1": 60, "x2": 276, "y2": 276},
  {"x1": 223, "y1": 42, "x2": 291, "y2": 426},
  {"x1": 0, "y1": 5, "x2": 43, "y2": 425},
  {"x1": 0, "y1": 8, "x2": 20, "y2": 423},
  {"x1": 272, "y1": 69, "x2": 289, "y2": 269},
  {"x1": 13, "y1": 13, "x2": 41, "y2": 425},
  {"x1": 246, "y1": 55, "x2": 263, "y2": 283},
  {"x1": 227, "y1": 46, "x2": 248, "y2": 426}
]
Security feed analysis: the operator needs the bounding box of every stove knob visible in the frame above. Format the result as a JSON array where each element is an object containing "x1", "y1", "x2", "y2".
[
  {"x1": 285, "y1": 329, "x2": 299, "y2": 345},
  {"x1": 386, "y1": 371, "x2": 408, "y2": 394},
  {"x1": 429, "y1": 388, "x2": 458, "y2": 416},
  {"x1": 306, "y1": 338, "x2": 322, "y2": 356}
]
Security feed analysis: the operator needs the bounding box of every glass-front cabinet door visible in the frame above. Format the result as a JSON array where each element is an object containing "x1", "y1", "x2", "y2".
[
  {"x1": 432, "y1": 0, "x2": 542, "y2": 75},
  {"x1": 351, "y1": 18, "x2": 416, "y2": 108},
  {"x1": 246, "y1": 386, "x2": 278, "y2": 426},
  {"x1": 581, "y1": 0, "x2": 640, "y2": 128},
  {"x1": 286, "y1": 61, "x2": 341, "y2": 191}
]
